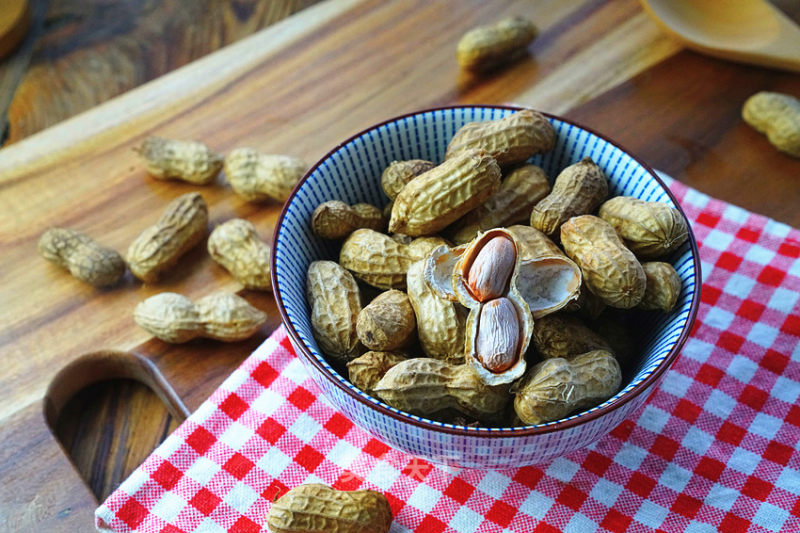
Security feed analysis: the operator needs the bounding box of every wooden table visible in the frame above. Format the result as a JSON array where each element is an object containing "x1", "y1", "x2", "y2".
[{"x1": 1, "y1": 1, "x2": 798, "y2": 530}]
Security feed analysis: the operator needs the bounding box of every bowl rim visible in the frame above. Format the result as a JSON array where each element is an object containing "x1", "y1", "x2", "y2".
[{"x1": 271, "y1": 104, "x2": 702, "y2": 437}]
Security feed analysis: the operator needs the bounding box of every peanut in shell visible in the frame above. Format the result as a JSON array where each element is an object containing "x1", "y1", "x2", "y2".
[
  {"x1": 347, "y1": 351, "x2": 408, "y2": 394},
  {"x1": 389, "y1": 149, "x2": 501, "y2": 236},
  {"x1": 560, "y1": 215, "x2": 646, "y2": 309},
  {"x1": 530, "y1": 157, "x2": 608, "y2": 237},
  {"x1": 306, "y1": 260, "x2": 362, "y2": 362},
  {"x1": 356, "y1": 290, "x2": 416, "y2": 351},
  {"x1": 406, "y1": 260, "x2": 465, "y2": 362},
  {"x1": 513, "y1": 349, "x2": 621, "y2": 425},
  {"x1": 267, "y1": 483, "x2": 392, "y2": 533},
  {"x1": 127, "y1": 192, "x2": 208, "y2": 283},
  {"x1": 225, "y1": 148, "x2": 306, "y2": 203},
  {"x1": 373, "y1": 358, "x2": 509, "y2": 423},
  {"x1": 137, "y1": 136, "x2": 222, "y2": 185},
  {"x1": 598, "y1": 196, "x2": 688, "y2": 259},
  {"x1": 311, "y1": 201, "x2": 386, "y2": 239},
  {"x1": 457, "y1": 16, "x2": 538, "y2": 72},
  {"x1": 451, "y1": 164, "x2": 551, "y2": 244},
  {"x1": 742, "y1": 91, "x2": 800, "y2": 158},
  {"x1": 532, "y1": 314, "x2": 611, "y2": 360},
  {"x1": 340, "y1": 228, "x2": 446, "y2": 289},
  {"x1": 381, "y1": 159, "x2": 435, "y2": 200},
  {"x1": 639, "y1": 261, "x2": 681, "y2": 312},
  {"x1": 38, "y1": 227, "x2": 125, "y2": 287},
  {"x1": 446, "y1": 110, "x2": 556, "y2": 167},
  {"x1": 207, "y1": 218, "x2": 271, "y2": 290}
]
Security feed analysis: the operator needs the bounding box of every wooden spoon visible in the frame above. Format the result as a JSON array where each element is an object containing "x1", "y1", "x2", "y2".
[{"x1": 640, "y1": 0, "x2": 800, "y2": 73}]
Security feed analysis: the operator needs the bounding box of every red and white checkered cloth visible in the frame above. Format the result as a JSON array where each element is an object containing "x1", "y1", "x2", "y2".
[{"x1": 96, "y1": 175, "x2": 800, "y2": 533}]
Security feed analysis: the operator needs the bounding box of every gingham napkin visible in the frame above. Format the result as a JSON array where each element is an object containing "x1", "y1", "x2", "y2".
[{"x1": 96, "y1": 175, "x2": 800, "y2": 533}]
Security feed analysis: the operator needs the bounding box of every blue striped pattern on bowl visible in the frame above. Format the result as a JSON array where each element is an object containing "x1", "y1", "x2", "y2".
[{"x1": 273, "y1": 106, "x2": 699, "y2": 468}]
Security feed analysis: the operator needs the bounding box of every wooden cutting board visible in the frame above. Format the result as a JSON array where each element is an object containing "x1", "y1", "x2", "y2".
[{"x1": 1, "y1": 0, "x2": 798, "y2": 530}]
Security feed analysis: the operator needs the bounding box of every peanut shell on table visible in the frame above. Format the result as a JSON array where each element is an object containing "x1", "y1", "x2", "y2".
[
  {"x1": 38, "y1": 227, "x2": 125, "y2": 287},
  {"x1": 457, "y1": 16, "x2": 538, "y2": 72},
  {"x1": 306, "y1": 260, "x2": 362, "y2": 362},
  {"x1": 127, "y1": 192, "x2": 208, "y2": 283},
  {"x1": 137, "y1": 136, "x2": 222, "y2": 185},
  {"x1": 742, "y1": 91, "x2": 800, "y2": 158},
  {"x1": 207, "y1": 218, "x2": 271, "y2": 291},
  {"x1": 598, "y1": 196, "x2": 688, "y2": 259},
  {"x1": 445, "y1": 110, "x2": 556, "y2": 167},
  {"x1": 389, "y1": 149, "x2": 501, "y2": 236},
  {"x1": 225, "y1": 148, "x2": 306, "y2": 203}
]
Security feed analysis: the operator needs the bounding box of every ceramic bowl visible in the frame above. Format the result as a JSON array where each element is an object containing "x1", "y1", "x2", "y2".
[{"x1": 272, "y1": 105, "x2": 701, "y2": 469}]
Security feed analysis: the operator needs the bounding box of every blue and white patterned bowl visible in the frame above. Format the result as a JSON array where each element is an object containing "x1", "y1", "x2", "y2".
[{"x1": 272, "y1": 106, "x2": 701, "y2": 469}]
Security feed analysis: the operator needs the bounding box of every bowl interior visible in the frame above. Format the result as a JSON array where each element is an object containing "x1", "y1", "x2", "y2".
[{"x1": 274, "y1": 106, "x2": 698, "y2": 432}]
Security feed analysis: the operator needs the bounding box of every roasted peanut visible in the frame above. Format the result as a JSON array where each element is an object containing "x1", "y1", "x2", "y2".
[
  {"x1": 381, "y1": 159, "x2": 435, "y2": 200},
  {"x1": 475, "y1": 297, "x2": 521, "y2": 373},
  {"x1": 639, "y1": 261, "x2": 681, "y2": 312},
  {"x1": 446, "y1": 110, "x2": 556, "y2": 167},
  {"x1": 389, "y1": 149, "x2": 501, "y2": 236},
  {"x1": 137, "y1": 136, "x2": 222, "y2": 185},
  {"x1": 561, "y1": 215, "x2": 645, "y2": 309},
  {"x1": 374, "y1": 358, "x2": 509, "y2": 423},
  {"x1": 451, "y1": 165, "x2": 551, "y2": 244},
  {"x1": 38, "y1": 227, "x2": 125, "y2": 287},
  {"x1": 465, "y1": 235, "x2": 516, "y2": 302},
  {"x1": 530, "y1": 158, "x2": 608, "y2": 237},
  {"x1": 357, "y1": 290, "x2": 416, "y2": 351},
  {"x1": 347, "y1": 351, "x2": 408, "y2": 394},
  {"x1": 340, "y1": 229, "x2": 446, "y2": 289},
  {"x1": 457, "y1": 16, "x2": 538, "y2": 72},
  {"x1": 742, "y1": 91, "x2": 800, "y2": 157},
  {"x1": 514, "y1": 350, "x2": 621, "y2": 425},
  {"x1": 127, "y1": 192, "x2": 208, "y2": 282},
  {"x1": 598, "y1": 196, "x2": 688, "y2": 259},
  {"x1": 225, "y1": 148, "x2": 306, "y2": 203},
  {"x1": 406, "y1": 260, "x2": 465, "y2": 361},
  {"x1": 311, "y1": 201, "x2": 385, "y2": 239},
  {"x1": 207, "y1": 218, "x2": 271, "y2": 290},
  {"x1": 134, "y1": 292, "x2": 266, "y2": 343},
  {"x1": 532, "y1": 314, "x2": 611, "y2": 360},
  {"x1": 267, "y1": 483, "x2": 392, "y2": 533},
  {"x1": 307, "y1": 260, "x2": 362, "y2": 362}
]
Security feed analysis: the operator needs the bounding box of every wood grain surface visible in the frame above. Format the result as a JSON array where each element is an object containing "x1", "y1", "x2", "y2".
[
  {"x1": 1, "y1": 0, "x2": 798, "y2": 530},
  {"x1": 0, "y1": 0, "x2": 318, "y2": 144}
]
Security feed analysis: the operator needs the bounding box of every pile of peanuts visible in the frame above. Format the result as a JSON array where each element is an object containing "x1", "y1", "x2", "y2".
[
  {"x1": 307, "y1": 109, "x2": 689, "y2": 428},
  {"x1": 38, "y1": 138, "x2": 308, "y2": 343}
]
